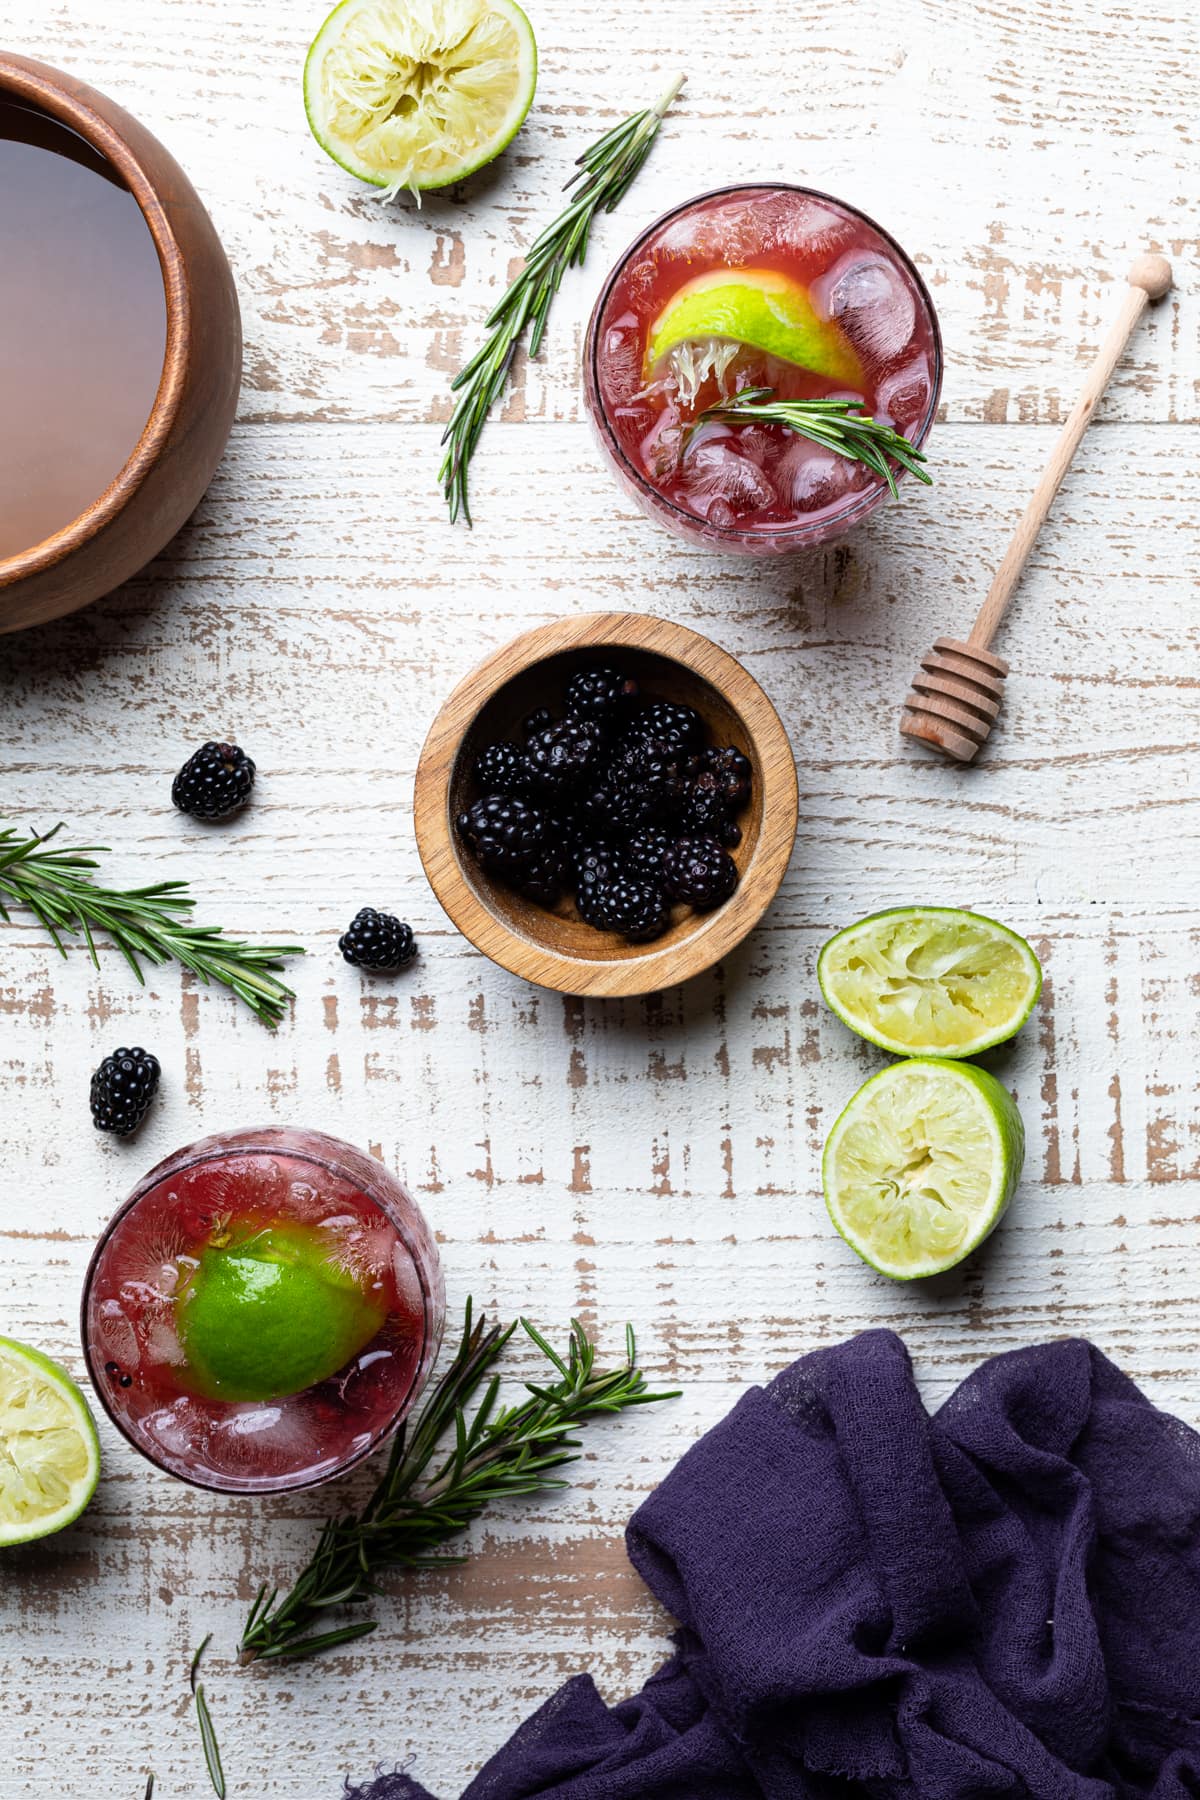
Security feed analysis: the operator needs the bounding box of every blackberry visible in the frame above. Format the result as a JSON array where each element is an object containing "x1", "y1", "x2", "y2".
[
  {"x1": 90, "y1": 1047, "x2": 160, "y2": 1137},
  {"x1": 524, "y1": 719, "x2": 603, "y2": 800},
  {"x1": 662, "y1": 837, "x2": 738, "y2": 909},
  {"x1": 573, "y1": 842, "x2": 624, "y2": 921},
  {"x1": 696, "y1": 745, "x2": 752, "y2": 806},
  {"x1": 680, "y1": 770, "x2": 735, "y2": 834},
  {"x1": 576, "y1": 780, "x2": 653, "y2": 838},
  {"x1": 339, "y1": 908, "x2": 417, "y2": 971},
  {"x1": 457, "y1": 795, "x2": 548, "y2": 874},
  {"x1": 171, "y1": 741, "x2": 256, "y2": 821},
  {"x1": 520, "y1": 846, "x2": 570, "y2": 908},
  {"x1": 521, "y1": 706, "x2": 554, "y2": 741},
  {"x1": 625, "y1": 701, "x2": 704, "y2": 757},
  {"x1": 473, "y1": 741, "x2": 529, "y2": 796},
  {"x1": 610, "y1": 736, "x2": 684, "y2": 816},
  {"x1": 564, "y1": 667, "x2": 639, "y2": 725},
  {"x1": 625, "y1": 827, "x2": 674, "y2": 881},
  {"x1": 588, "y1": 876, "x2": 669, "y2": 942}
]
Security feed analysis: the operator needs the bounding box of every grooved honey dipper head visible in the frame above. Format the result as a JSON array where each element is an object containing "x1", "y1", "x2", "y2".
[{"x1": 900, "y1": 638, "x2": 1010, "y2": 764}]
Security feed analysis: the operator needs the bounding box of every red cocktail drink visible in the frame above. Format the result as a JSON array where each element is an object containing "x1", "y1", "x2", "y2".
[
  {"x1": 81, "y1": 1128, "x2": 444, "y2": 1493},
  {"x1": 584, "y1": 185, "x2": 941, "y2": 552}
]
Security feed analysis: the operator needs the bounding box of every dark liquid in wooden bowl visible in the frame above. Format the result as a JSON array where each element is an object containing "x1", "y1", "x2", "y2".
[{"x1": 0, "y1": 99, "x2": 167, "y2": 560}]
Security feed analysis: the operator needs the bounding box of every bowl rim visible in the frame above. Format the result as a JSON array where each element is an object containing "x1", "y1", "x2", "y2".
[
  {"x1": 582, "y1": 181, "x2": 944, "y2": 548},
  {"x1": 414, "y1": 611, "x2": 800, "y2": 996},
  {"x1": 0, "y1": 53, "x2": 189, "y2": 588}
]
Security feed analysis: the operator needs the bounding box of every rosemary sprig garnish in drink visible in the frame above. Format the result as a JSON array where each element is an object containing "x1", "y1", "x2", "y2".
[
  {"x1": 440, "y1": 74, "x2": 686, "y2": 524},
  {"x1": 0, "y1": 822, "x2": 302, "y2": 1027},
  {"x1": 690, "y1": 386, "x2": 933, "y2": 496},
  {"x1": 240, "y1": 1301, "x2": 679, "y2": 1664}
]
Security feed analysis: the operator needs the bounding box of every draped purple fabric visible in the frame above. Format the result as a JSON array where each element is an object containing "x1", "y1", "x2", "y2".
[{"x1": 347, "y1": 1331, "x2": 1200, "y2": 1800}]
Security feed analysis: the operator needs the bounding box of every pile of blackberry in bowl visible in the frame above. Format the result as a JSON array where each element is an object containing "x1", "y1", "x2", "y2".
[{"x1": 455, "y1": 664, "x2": 751, "y2": 943}]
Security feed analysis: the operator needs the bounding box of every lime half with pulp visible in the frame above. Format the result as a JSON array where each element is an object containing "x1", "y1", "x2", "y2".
[
  {"x1": 644, "y1": 267, "x2": 864, "y2": 388},
  {"x1": 0, "y1": 1337, "x2": 101, "y2": 1546},
  {"x1": 823, "y1": 1058, "x2": 1024, "y2": 1280},
  {"x1": 305, "y1": 0, "x2": 538, "y2": 195},
  {"x1": 176, "y1": 1225, "x2": 386, "y2": 1403},
  {"x1": 818, "y1": 906, "x2": 1042, "y2": 1059}
]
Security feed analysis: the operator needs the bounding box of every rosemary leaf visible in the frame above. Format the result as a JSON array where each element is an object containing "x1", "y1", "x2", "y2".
[
  {"x1": 240, "y1": 1301, "x2": 679, "y2": 1664},
  {"x1": 690, "y1": 386, "x2": 933, "y2": 498},
  {"x1": 0, "y1": 822, "x2": 302, "y2": 1028},
  {"x1": 440, "y1": 74, "x2": 685, "y2": 524},
  {"x1": 195, "y1": 1686, "x2": 226, "y2": 1799},
  {"x1": 189, "y1": 1632, "x2": 212, "y2": 1694},
  {"x1": 144, "y1": 1778, "x2": 155, "y2": 1800}
]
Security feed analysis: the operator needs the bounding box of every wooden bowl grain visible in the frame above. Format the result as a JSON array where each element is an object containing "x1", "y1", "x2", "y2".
[
  {"x1": 414, "y1": 613, "x2": 799, "y2": 996},
  {"x1": 0, "y1": 54, "x2": 242, "y2": 634}
]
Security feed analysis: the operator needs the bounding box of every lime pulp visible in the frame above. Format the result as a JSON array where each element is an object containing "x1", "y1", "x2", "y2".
[
  {"x1": 818, "y1": 905, "x2": 1043, "y2": 1058},
  {"x1": 0, "y1": 1337, "x2": 101, "y2": 1546},
  {"x1": 822, "y1": 1058, "x2": 1025, "y2": 1280},
  {"x1": 176, "y1": 1225, "x2": 386, "y2": 1403},
  {"x1": 304, "y1": 0, "x2": 538, "y2": 195}
]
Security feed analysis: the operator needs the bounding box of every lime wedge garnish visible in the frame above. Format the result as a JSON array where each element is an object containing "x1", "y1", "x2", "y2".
[
  {"x1": 304, "y1": 0, "x2": 538, "y2": 195},
  {"x1": 176, "y1": 1225, "x2": 386, "y2": 1403},
  {"x1": 644, "y1": 267, "x2": 864, "y2": 388},
  {"x1": 818, "y1": 906, "x2": 1042, "y2": 1058},
  {"x1": 823, "y1": 1058, "x2": 1024, "y2": 1280},
  {"x1": 0, "y1": 1337, "x2": 100, "y2": 1546}
]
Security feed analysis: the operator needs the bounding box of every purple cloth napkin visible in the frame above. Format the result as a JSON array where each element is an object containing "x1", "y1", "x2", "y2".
[{"x1": 348, "y1": 1331, "x2": 1200, "y2": 1799}]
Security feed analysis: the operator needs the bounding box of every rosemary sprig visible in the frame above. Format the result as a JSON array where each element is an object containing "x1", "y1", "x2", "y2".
[
  {"x1": 239, "y1": 1301, "x2": 678, "y2": 1664},
  {"x1": 194, "y1": 1685, "x2": 226, "y2": 1799},
  {"x1": 691, "y1": 386, "x2": 933, "y2": 497},
  {"x1": 440, "y1": 73, "x2": 686, "y2": 524},
  {"x1": 0, "y1": 822, "x2": 302, "y2": 1028}
]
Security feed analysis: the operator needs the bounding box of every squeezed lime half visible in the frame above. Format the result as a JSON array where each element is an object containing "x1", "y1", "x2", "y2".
[
  {"x1": 818, "y1": 906, "x2": 1043, "y2": 1059},
  {"x1": 0, "y1": 1337, "x2": 101, "y2": 1546},
  {"x1": 644, "y1": 267, "x2": 864, "y2": 388},
  {"x1": 823, "y1": 1058, "x2": 1024, "y2": 1280},
  {"x1": 176, "y1": 1225, "x2": 386, "y2": 1403},
  {"x1": 305, "y1": 0, "x2": 538, "y2": 195}
]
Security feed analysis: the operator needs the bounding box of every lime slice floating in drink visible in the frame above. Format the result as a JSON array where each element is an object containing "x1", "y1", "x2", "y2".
[
  {"x1": 177, "y1": 1225, "x2": 387, "y2": 1403},
  {"x1": 644, "y1": 267, "x2": 864, "y2": 388},
  {"x1": 0, "y1": 1337, "x2": 101, "y2": 1546},
  {"x1": 304, "y1": 0, "x2": 538, "y2": 194},
  {"x1": 818, "y1": 906, "x2": 1042, "y2": 1059},
  {"x1": 823, "y1": 1058, "x2": 1024, "y2": 1280}
]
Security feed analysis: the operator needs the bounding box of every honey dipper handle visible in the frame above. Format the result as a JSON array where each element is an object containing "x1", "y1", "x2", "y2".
[{"x1": 967, "y1": 253, "x2": 1173, "y2": 653}]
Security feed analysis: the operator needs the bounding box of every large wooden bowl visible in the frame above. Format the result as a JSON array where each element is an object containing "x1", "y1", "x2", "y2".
[
  {"x1": 414, "y1": 613, "x2": 799, "y2": 996},
  {"x1": 0, "y1": 54, "x2": 242, "y2": 634}
]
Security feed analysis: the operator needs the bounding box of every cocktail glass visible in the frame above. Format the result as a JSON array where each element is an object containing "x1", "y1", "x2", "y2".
[
  {"x1": 584, "y1": 183, "x2": 942, "y2": 554},
  {"x1": 81, "y1": 1126, "x2": 445, "y2": 1494}
]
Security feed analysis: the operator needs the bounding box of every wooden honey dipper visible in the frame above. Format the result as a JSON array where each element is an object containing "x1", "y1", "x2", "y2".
[{"x1": 900, "y1": 252, "x2": 1174, "y2": 763}]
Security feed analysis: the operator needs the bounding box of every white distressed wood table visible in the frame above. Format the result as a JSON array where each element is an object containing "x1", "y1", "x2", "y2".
[{"x1": 1, "y1": 1, "x2": 1197, "y2": 1792}]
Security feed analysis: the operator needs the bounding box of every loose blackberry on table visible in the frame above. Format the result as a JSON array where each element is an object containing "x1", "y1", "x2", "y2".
[
  {"x1": 339, "y1": 908, "x2": 417, "y2": 972},
  {"x1": 454, "y1": 661, "x2": 752, "y2": 942},
  {"x1": 90, "y1": 1047, "x2": 161, "y2": 1137},
  {"x1": 171, "y1": 741, "x2": 256, "y2": 821}
]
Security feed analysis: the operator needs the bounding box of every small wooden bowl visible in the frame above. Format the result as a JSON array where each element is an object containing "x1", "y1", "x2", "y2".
[
  {"x1": 0, "y1": 54, "x2": 242, "y2": 634},
  {"x1": 414, "y1": 613, "x2": 799, "y2": 997}
]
